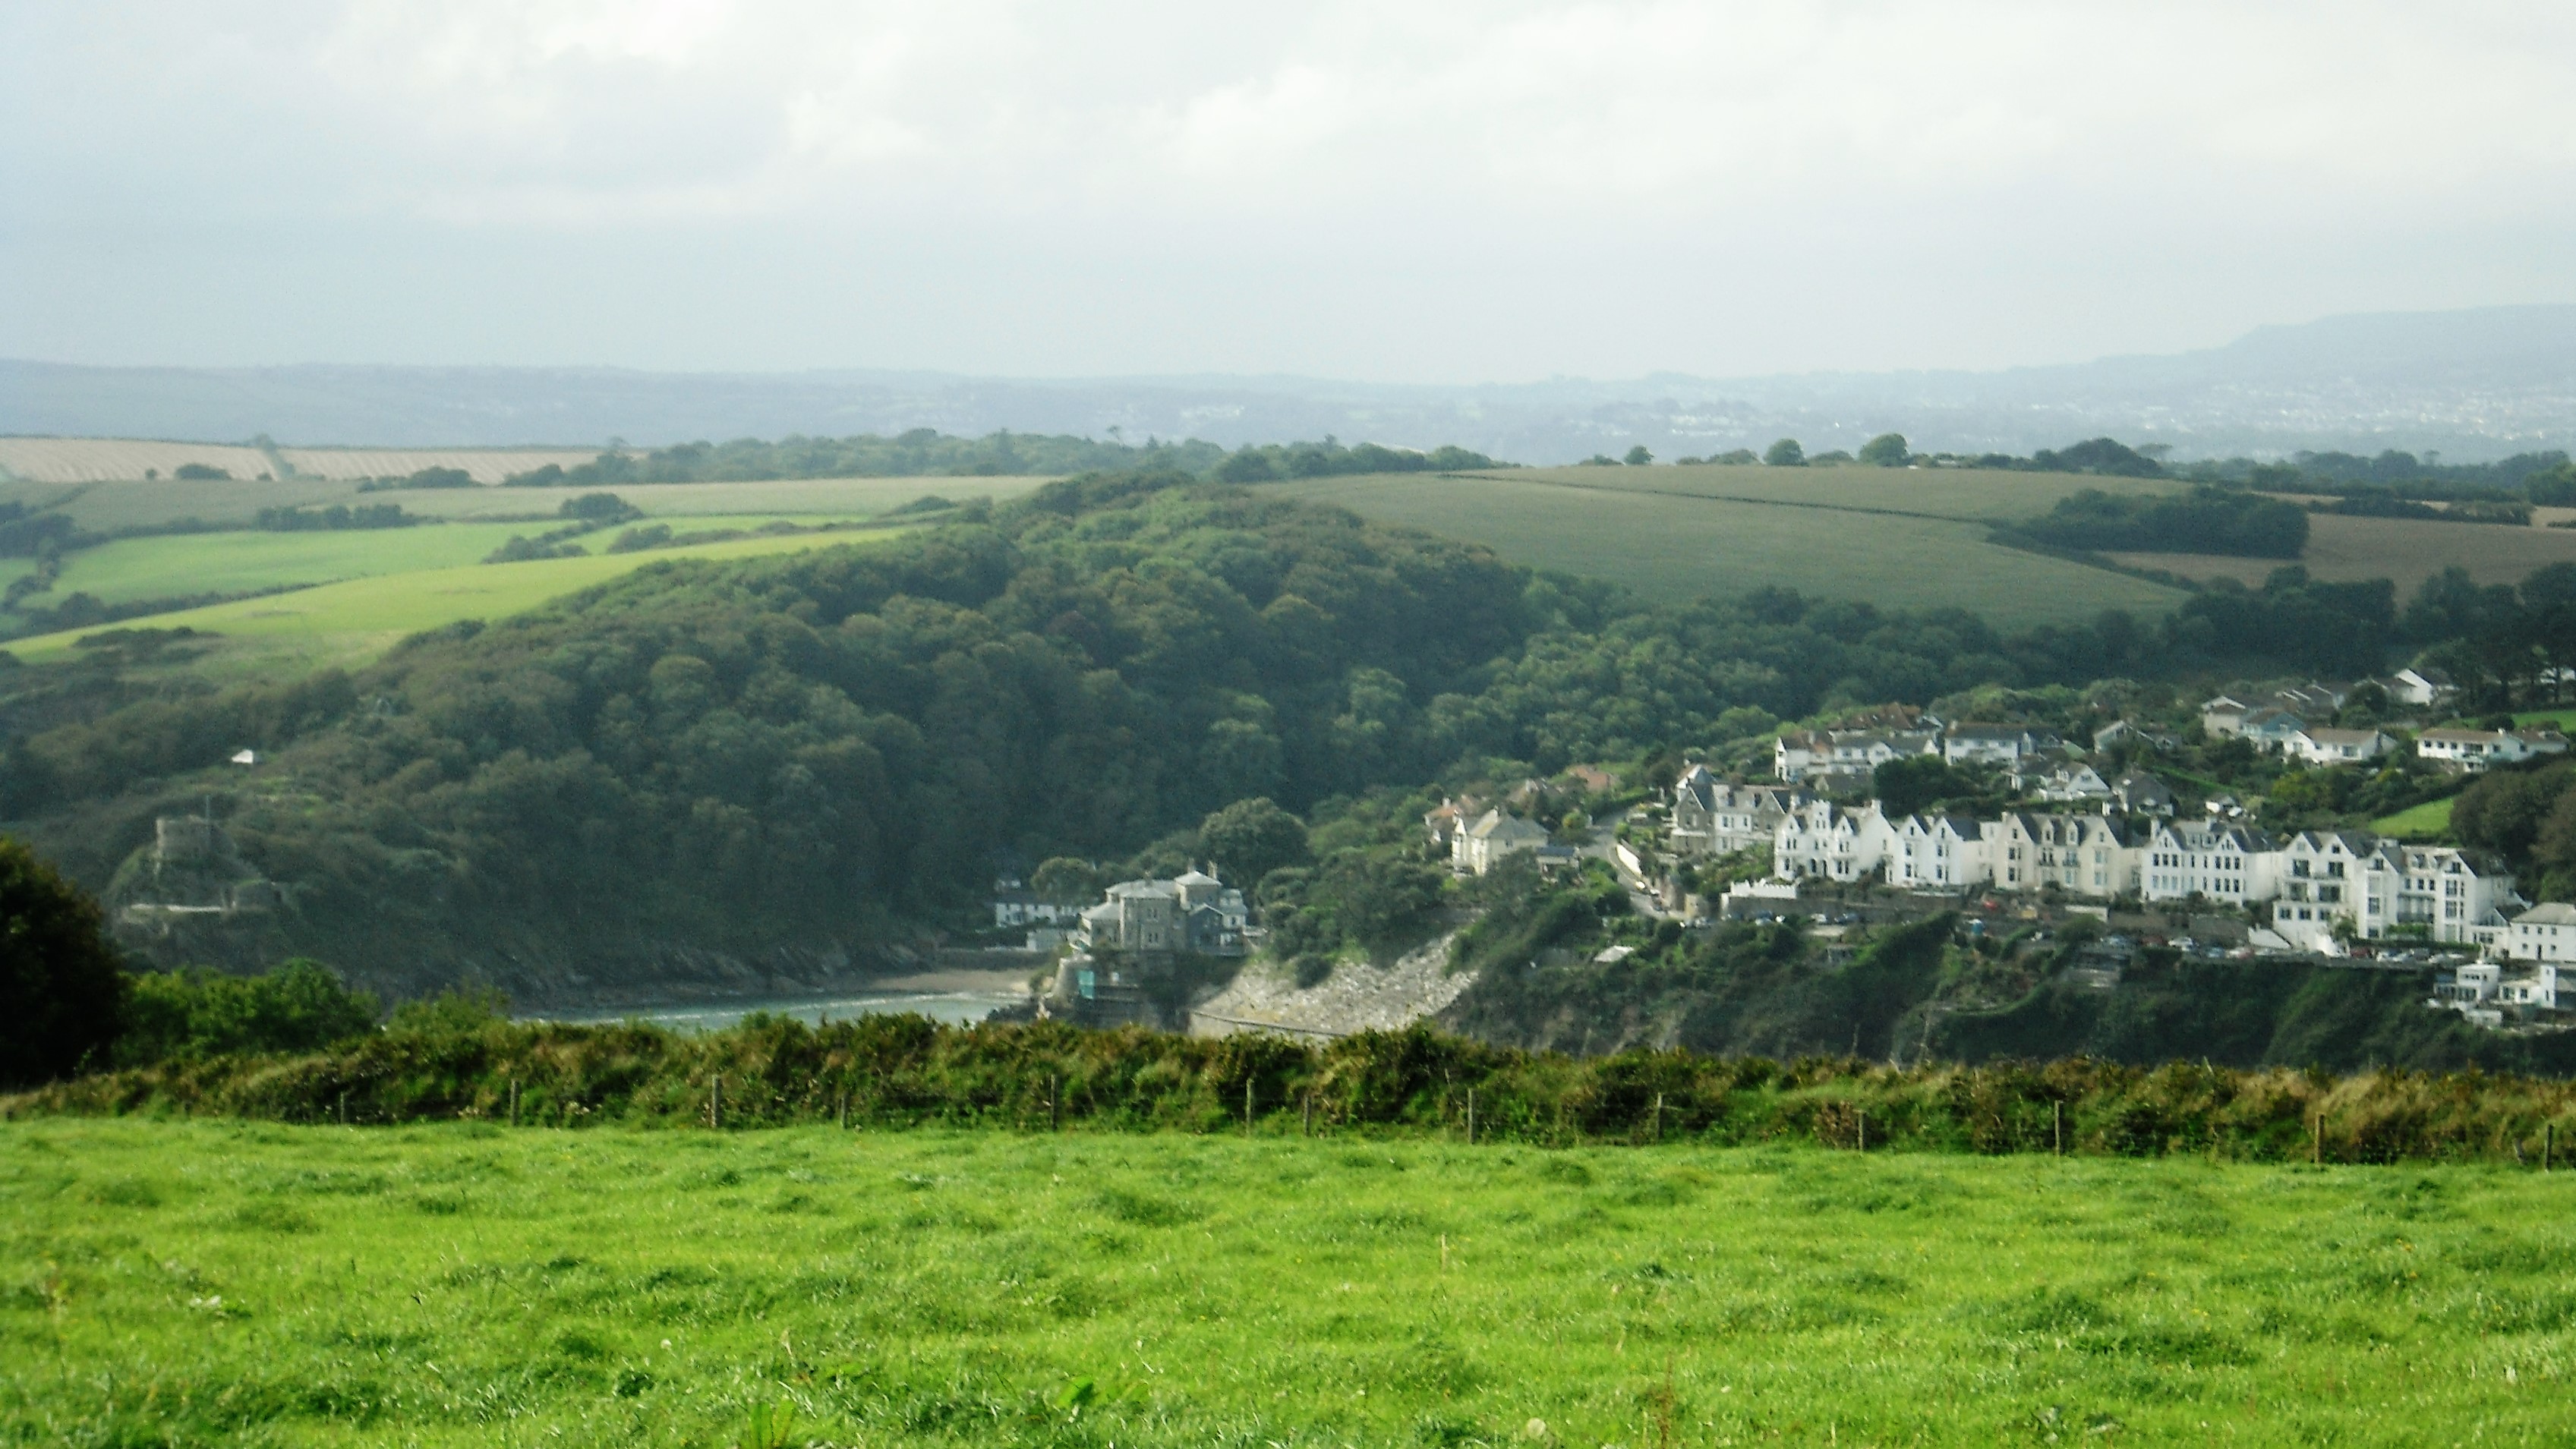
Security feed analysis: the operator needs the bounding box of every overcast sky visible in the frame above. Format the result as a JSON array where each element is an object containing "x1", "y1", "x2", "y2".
[{"x1": 5, "y1": 2, "x2": 2574, "y2": 383}]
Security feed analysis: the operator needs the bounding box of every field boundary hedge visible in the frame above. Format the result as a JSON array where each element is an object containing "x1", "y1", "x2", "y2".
[{"x1": 9, "y1": 1018, "x2": 2575, "y2": 1167}]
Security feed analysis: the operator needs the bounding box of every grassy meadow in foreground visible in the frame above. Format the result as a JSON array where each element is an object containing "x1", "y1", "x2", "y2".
[{"x1": 5, "y1": 1120, "x2": 2569, "y2": 1447}]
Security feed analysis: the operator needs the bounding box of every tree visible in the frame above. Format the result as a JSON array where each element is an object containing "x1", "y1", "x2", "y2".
[
  {"x1": 1872, "y1": 754, "x2": 1960, "y2": 818},
  {"x1": 1197, "y1": 798, "x2": 1310, "y2": 887},
  {"x1": 1764, "y1": 439, "x2": 1806, "y2": 468},
  {"x1": 1031, "y1": 857, "x2": 1104, "y2": 905},
  {"x1": 1624, "y1": 446, "x2": 1654, "y2": 466},
  {"x1": 0, "y1": 837, "x2": 126, "y2": 1088},
  {"x1": 1858, "y1": 433, "x2": 1909, "y2": 468}
]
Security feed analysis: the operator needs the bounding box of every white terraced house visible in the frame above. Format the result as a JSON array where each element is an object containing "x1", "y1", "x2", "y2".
[
  {"x1": 2370, "y1": 843, "x2": 2515, "y2": 948},
  {"x1": 2142, "y1": 821, "x2": 2280, "y2": 906},
  {"x1": 1988, "y1": 811, "x2": 2138, "y2": 898},
  {"x1": 1771, "y1": 801, "x2": 1893, "y2": 882},
  {"x1": 2505, "y1": 902, "x2": 2576, "y2": 962},
  {"x1": 1667, "y1": 765, "x2": 1811, "y2": 856},
  {"x1": 2415, "y1": 726, "x2": 2569, "y2": 773},
  {"x1": 1887, "y1": 813, "x2": 1989, "y2": 890},
  {"x1": 2265, "y1": 830, "x2": 2380, "y2": 951}
]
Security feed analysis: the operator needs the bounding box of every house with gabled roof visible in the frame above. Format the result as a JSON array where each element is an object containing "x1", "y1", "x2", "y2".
[
  {"x1": 2288, "y1": 726, "x2": 2395, "y2": 765},
  {"x1": 2238, "y1": 707, "x2": 2309, "y2": 752},
  {"x1": 2200, "y1": 695, "x2": 2254, "y2": 737},
  {"x1": 2142, "y1": 821, "x2": 2280, "y2": 905},
  {"x1": 1669, "y1": 765, "x2": 1810, "y2": 856},
  {"x1": 1452, "y1": 810, "x2": 1550, "y2": 875},
  {"x1": 1772, "y1": 801, "x2": 1893, "y2": 882},
  {"x1": 2108, "y1": 770, "x2": 2174, "y2": 817},
  {"x1": 1988, "y1": 811, "x2": 2137, "y2": 897},
  {"x1": 1887, "y1": 812, "x2": 1989, "y2": 890}
]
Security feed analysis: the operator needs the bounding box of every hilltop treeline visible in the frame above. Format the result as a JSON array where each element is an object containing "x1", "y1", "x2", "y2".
[
  {"x1": 497, "y1": 431, "x2": 1501, "y2": 488},
  {"x1": 4, "y1": 471, "x2": 2556, "y2": 990},
  {"x1": 2010, "y1": 484, "x2": 2311, "y2": 559},
  {"x1": 11, "y1": 1004, "x2": 2572, "y2": 1168}
]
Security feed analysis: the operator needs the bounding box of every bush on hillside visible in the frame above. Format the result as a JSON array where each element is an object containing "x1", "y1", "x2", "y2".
[{"x1": 117, "y1": 959, "x2": 380, "y2": 1067}]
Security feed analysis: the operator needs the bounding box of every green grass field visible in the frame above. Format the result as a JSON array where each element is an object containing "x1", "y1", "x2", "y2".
[
  {"x1": 2, "y1": 529, "x2": 908, "y2": 679},
  {"x1": 2, "y1": 515, "x2": 903, "y2": 612},
  {"x1": 5, "y1": 1120, "x2": 2568, "y2": 1447},
  {"x1": 2370, "y1": 797, "x2": 2456, "y2": 839},
  {"x1": 1269, "y1": 468, "x2": 2192, "y2": 629}
]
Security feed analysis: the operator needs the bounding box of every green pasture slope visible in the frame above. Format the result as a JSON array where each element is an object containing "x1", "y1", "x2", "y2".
[
  {"x1": 1266, "y1": 465, "x2": 2194, "y2": 631},
  {"x1": 2, "y1": 529, "x2": 913, "y2": 681},
  {"x1": 5, "y1": 1121, "x2": 2568, "y2": 1447}
]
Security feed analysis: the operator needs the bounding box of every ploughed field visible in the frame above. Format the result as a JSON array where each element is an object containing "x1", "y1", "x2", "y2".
[{"x1": 6, "y1": 1120, "x2": 2569, "y2": 1446}]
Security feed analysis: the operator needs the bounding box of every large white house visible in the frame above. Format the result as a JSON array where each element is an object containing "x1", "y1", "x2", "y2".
[
  {"x1": 1773, "y1": 801, "x2": 1894, "y2": 881},
  {"x1": 2288, "y1": 726, "x2": 2396, "y2": 765},
  {"x1": 2505, "y1": 902, "x2": 2576, "y2": 962},
  {"x1": 2142, "y1": 822, "x2": 2281, "y2": 906},
  {"x1": 1943, "y1": 723, "x2": 2064, "y2": 767},
  {"x1": 2416, "y1": 726, "x2": 2569, "y2": 773},
  {"x1": 2272, "y1": 841, "x2": 2519, "y2": 951},
  {"x1": 1886, "y1": 813, "x2": 1988, "y2": 890},
  {"x1": 1989, "y1": 811, "x2": 2138, "y2": 897}
]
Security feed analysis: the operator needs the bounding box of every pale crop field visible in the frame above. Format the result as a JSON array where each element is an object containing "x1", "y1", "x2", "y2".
[
  {"x1": 0, "y1": 437, "x2": 278, "y2": 484},
  {"x1": 273, "y1": 447, "x2": 604, "y2": 483},
  {"x1": 1269, "y1": 470, "x2": 2192, "y2": 628},
  {"x1": 2110, "y1": 513, "x2": 2576, "y2": 594},
  {"x1": 0, "y1": 474, "x2": 1055, "y2": 534},
  {"x1": 4, "y1": 1119, "x2": 2570, "y2": 1447}
]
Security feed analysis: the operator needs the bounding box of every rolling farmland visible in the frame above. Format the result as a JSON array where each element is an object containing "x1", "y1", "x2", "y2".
[
  {"x1": 0, "y1": 436, "x2": 602, "y2": 484},
  {"x1": 1269, "y1": 465, "x2": 2196, "y2": 628}
]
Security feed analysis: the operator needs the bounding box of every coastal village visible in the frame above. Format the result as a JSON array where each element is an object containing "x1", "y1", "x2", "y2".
[{"x1": 989, "y1": 666, "x2": 2576, "y2": 1037}]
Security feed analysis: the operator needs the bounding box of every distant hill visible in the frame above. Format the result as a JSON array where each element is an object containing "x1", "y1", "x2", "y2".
[{"x1": 7, "y1": 304, "x2": 2574, "y2": 462}]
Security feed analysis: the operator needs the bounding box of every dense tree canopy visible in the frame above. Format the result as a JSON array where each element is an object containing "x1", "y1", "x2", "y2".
[{"x1": 0, "y1": 837, "x2": 125, "y2": 1087}]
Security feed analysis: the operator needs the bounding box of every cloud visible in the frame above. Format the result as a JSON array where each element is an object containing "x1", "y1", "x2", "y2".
[{"x1": 4, "y1": 0, "x2": 2574, "y2": 376}]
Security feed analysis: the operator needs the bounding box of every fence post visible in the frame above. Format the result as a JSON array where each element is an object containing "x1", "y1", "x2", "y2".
[
  {"x1": 2053, "y1": 1101, "x2": 2064, "y2": 1157},
  {"x1": 1466, "y1": 1087, "x2": 1476, "y2": 1146},
  {"x1": 711, "y1": 1074, "x2": 723, "y2": 1131},
  {"x1": 1051, "y1": 1075, "x2": 1061, "y2": 1132},
  {"x1": 836, "y1": 1091, "x2": 847, "y2": 1129},
  {"x1": 509, "y1": 1079, "x2": 519, "y2": 1128},
  {"x1": 2312, "y1": 1113, "x2": 2323, "y2": 1166},
  {"x1": 1652, "y1": 1091, "x2": 1663, "y2": 1144},
  {"x1": 1245, "y1": 1078, "x2": 1255, "y2": 1138},
  {"x1": 1857, "y1": 1108, "x2": 1868, "y2": 1153},
  {"x1": 338, "y1": 1090, "x2": 348, "y2": 1126},
  {"x1": 1303, "y1": 1092, "x2": 1313, "y2": 1139},
  {"x1": 2547, "y1": 1122, "x2": 2556, "y2": 1173}
]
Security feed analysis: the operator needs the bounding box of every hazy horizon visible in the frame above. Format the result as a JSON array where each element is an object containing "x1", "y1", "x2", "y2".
[{"x1": 8, "y1": 3, "x2": 2576, "y2": 384}]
